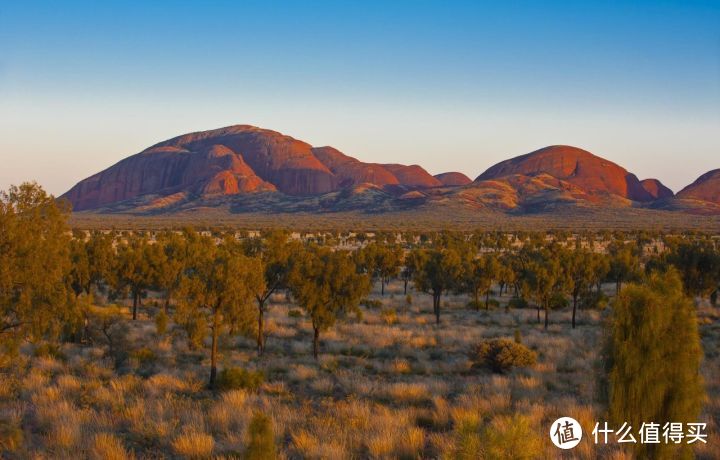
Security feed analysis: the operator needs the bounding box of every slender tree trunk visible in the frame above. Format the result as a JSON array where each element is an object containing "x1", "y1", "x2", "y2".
[
  {"x1": 210, "y1": 314, "x2": 219, "y2": 388},
  {"x1": 132, "y1": 291, "x2": 138, "y2": 320},
  {"x1": 381, "y1": 278, "x2": 385, "y2": 296},
  {"x1": 544, "y1": 304, "x2": 549, "y2": 330},
  {"x1": 257, "y1": 300, "x2": 265, "y2": 355},
  {"x1": 312, "y1": 326, "x2": 320, "y2": 359},
  {"x1": 536, "y1": 305, "x2": 541, "y2": 323},
  {"x1": 485, "y1": 290, "x2": 490, "y2": 310},
  {"x1": 572, "y1": 293, "x2": 578, "y2": 329},
  {"x1": 474, "y1": 290, "x2": 480, "y2": 311},
  {"x1": 404, "y1": 279, "x2": 408, "y2": 295},
  {"x1": 433, "y1": 293, "x2": 441, "y2": 324}
]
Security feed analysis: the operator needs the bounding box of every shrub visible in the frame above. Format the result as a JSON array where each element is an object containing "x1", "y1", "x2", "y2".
[
  {"x1": 131, "y1": 347, "x2": 156, "y2": 363},
  {"x1": 470, "y1": 338, "x2": 536, "y2": 373},
  {"x1": 507, "y1": 297, "x2": 528, "y2": 309},
  {"x1": 216, "y1": 367, "x2": 264, "y2": 392},
  {"x1": 361, "y1": 299, "x2": 383, "y2": 309},
  {"x1": 33, "y1": 343, "x2": 65, "y2": 361},
  {"x1": 155, "y1": 310, "x2": 168, "y2": 335},
  {"x1": 486, "y1": 298, "x2": 500, "y2": 309},
  {"x1": 244, "y1": 412, "x2": 277, "y2": 460},
  {"x1": 380, "y1": 308, "x2": 398, "y2": 325},
  {"x1": 0, "y1": 419, "x2": 23, "y2": 453},
  {"x1": 288, "y1": 309, "x2": 303, "y2": 318},
  {"x1": 405, "y1": 294, "x2": 412, "y2": 306},
  {"x1": 482, "y1": 414, "x2": 542, "y2": 459}
]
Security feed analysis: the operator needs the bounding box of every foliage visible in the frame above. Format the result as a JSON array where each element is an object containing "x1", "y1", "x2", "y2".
[
  {"x1": 470, "y1": 338, "x2": 537, "y2": 373},
  {"x1": 0, "y1": 182, "x2": 72, "y2": 354},
  {"x1": 244, "y1": 412, "x2": 277, "y2": 460},
  {"x1": 216, "y1": 367, "x2": 265, "y2": 392},
  {"x1": 289, "y1": 245, "x2": 370, "y2": 358},
  {"x1": 604, "y1": 269, "x2": 704, "y2": 460}
]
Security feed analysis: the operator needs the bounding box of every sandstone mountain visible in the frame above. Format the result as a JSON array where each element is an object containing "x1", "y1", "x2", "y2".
[
  {"x1": 640, "y1": 179, "x2": 674, "y2": 200},
  {"x1": 434, "y1": 172, "x2": 472, "y2": 186},
  {"x1": 63, "y1": 125, "x2": 443, "y2": 211},
  {"x1": 677, "y1": 169, "x2": 720, "y2": 204},
  {"x1": 61, "y1": 125, "x2": 717, "y2": 216},
  {"x1": 475, "y1": 145, "x2": 657, "y2": 202}
]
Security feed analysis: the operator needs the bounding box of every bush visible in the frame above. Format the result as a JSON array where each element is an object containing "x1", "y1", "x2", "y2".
[
  {"x1": 33, "y1": 343, "x2": 65, "y2": 361},
  {"x1": 361, "y1": 299, "x2": 383, "y2": 309},
  {"x1": 486, "y1": 298, "x2": 500, "y2": 309},
  {"x1": 507, "y1": 297, "x2": 528, "y2": 309},
  {"x1": 380, "y1": 308, "x2": 398, "y2": 325},
  {"x1": 244, "y1": 412, "x2": 277, "y2": 460},
  {"x1": 155, "y1": 310, "x2": 168, "y2": 335},
  {"x1": 470, "y1": 338, "x2": 536, "y2": 373},
  {"x1": 288, "y1": 309, "x2": 303, "y2": 318},
  {"x1": 216, "y1": 367, "x2": 264, "y2": 392},
  {"x1": 482, "y1": 414, "x2": 542, "y2": 459}
]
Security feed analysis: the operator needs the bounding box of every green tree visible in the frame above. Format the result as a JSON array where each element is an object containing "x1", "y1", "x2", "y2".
[
  {"x1": 607, "y1": 240, "x2": 641, "y2": 295},
  {"x1": 243, "y1": 230, "x2": 299, "y2": 355},
  {"x1": 114, "y1": 235, "x2": 166, "y2": 320},
  {"x1": 412, "y1": 247, "x2": 462, "y2": 324},
  {"x1": 604, "y1": 269, "x2": 703, "y2": 460},
  {"x1": 462, "y1": 252, "x2": 499, "y2": 310},
  {"x1": 289, "y1": 246, "x2": 370, "y2": 359},
  {"x1": 401, "y1": 249, "x2": 421, "y2": 295},
  {"x1": 665, "y1": 239, "x2": 720, "y2": 299},
  {"x1": 0, "y1": 183, "x2": 72, "y2": 354},
  {"x1": 177, "y1": 237, "x2": 264, "y2": 387},
  {"x1": 563, "y1": 247, "x2": 598, "y2": 328},
  {"x1": 519, "y1": 245, "x2": 567, "y2": 329}
]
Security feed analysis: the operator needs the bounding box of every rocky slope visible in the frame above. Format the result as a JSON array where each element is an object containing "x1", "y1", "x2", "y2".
[
  {"x1": 677, "y1": 169, "x2": 720, "y2": 204},
  {"x1": 475, "y1": 145, "x2": 657, "y2": 202}
]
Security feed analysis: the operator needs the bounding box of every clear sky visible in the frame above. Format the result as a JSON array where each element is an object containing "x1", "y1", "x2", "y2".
[{"x1": 1, "y1": 0, "x2": 718, "y2": 195}]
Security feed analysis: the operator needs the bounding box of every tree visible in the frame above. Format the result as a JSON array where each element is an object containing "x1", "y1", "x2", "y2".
[
  {"x1": 604, "y1": 269, "x2": 703, "y2": 460},
  {"x1": 462, "y1": 252, "x2": 499, "y2": 310},
  {"x1": 665, "y1": 239, "x2": 720, "y2": 300},
  {"x1": 411, "y1": 247, "x2": 462, "y2": 324},
  {"x1": 563, "y1": 248, "x2": 597, "y2": 328},
  {"x1": 607, "y1": 240, "x2": 640, "y2": 294},
  {"x1": 0, "y1": 183, "x2": 72, "y2": 354},
  {"x1": 519, "y1": 245, "x2": 567, "y2": 329},
  {"x1": 155, "y1": 230, "x2": 190, "y2": 312},
  {"x1": 401, "y1": 249, "x2": 421, "y2": 295},
  {"x1": 289, "y1": 246, "x2": 370, "y2": 359},
  {"x1": 113, "y1": 235, "x2": 166, "y2": 320},
  {"x1": 243, "y1": 230, "x2": 299, "y2": 355},
  {"x1": 177, "y1": 236, "x2": 264, "y2": 387}
]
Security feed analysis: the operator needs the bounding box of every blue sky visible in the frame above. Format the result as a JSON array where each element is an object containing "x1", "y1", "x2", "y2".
[{"x1": 1, "y1": 0, "x2": 718, "y2": 194}]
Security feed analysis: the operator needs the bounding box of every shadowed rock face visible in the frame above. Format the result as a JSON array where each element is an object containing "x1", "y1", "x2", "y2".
[
  {"x1": 475, "y1": 145, "x2": 654, "y2": 202},
  {"x1": 677, "y1": 169, "x2": 720, "y2": 204},
  {"x1": 640, "y1": 179, "x2": 674, "y2": 200},
  {"x1": 62, "y1": 125, "x2": 443, "y2": 211},
  {"x1": 434, "y1": 172, "x2": 472, "y2": 186}
]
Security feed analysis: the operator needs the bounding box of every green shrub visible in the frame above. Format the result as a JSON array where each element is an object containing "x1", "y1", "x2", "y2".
[
  {"x1": 380, "y1": 308, "x2": 398, "y2": 325},
  {"x1": 486, "y1": 298, "x2": 500, "y2": 309},
  {"x1": 470, "y1": 338, "x2": 536, "y2": 373},
  {"x1": 288, "y1": 309, "x2": 303, "y2": 318},
  {"x1": 244, "y1": 412, "x2": 277, "y2": 460},
  {"x1": 155, "y1": 310, "x2": 169, "y2": 335},
  {"x1": 33, "y1": 343, "x2": 65, "y2": 361},
  {"x1": 131, "y1": 347, "x2": 156, "y2": 365},
  {"x1": 216, "y1": 367, "x2": 264, "y2": 392},
  {"x1": 507, "y1": 297, "x2": 528, "y2": 309},
  {"x1": 361, "y1": 299, "x2": 383, "y2": 309}
]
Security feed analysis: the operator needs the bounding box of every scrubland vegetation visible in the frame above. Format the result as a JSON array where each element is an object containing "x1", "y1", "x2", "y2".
[{"x1": 2, "y1": 182, "x2": 720, "y2": 459}]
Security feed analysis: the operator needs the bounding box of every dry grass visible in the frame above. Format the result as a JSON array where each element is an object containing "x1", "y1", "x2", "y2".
[{"x1": 0, "y1": 279, "x2": 716, "y2": 459}]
